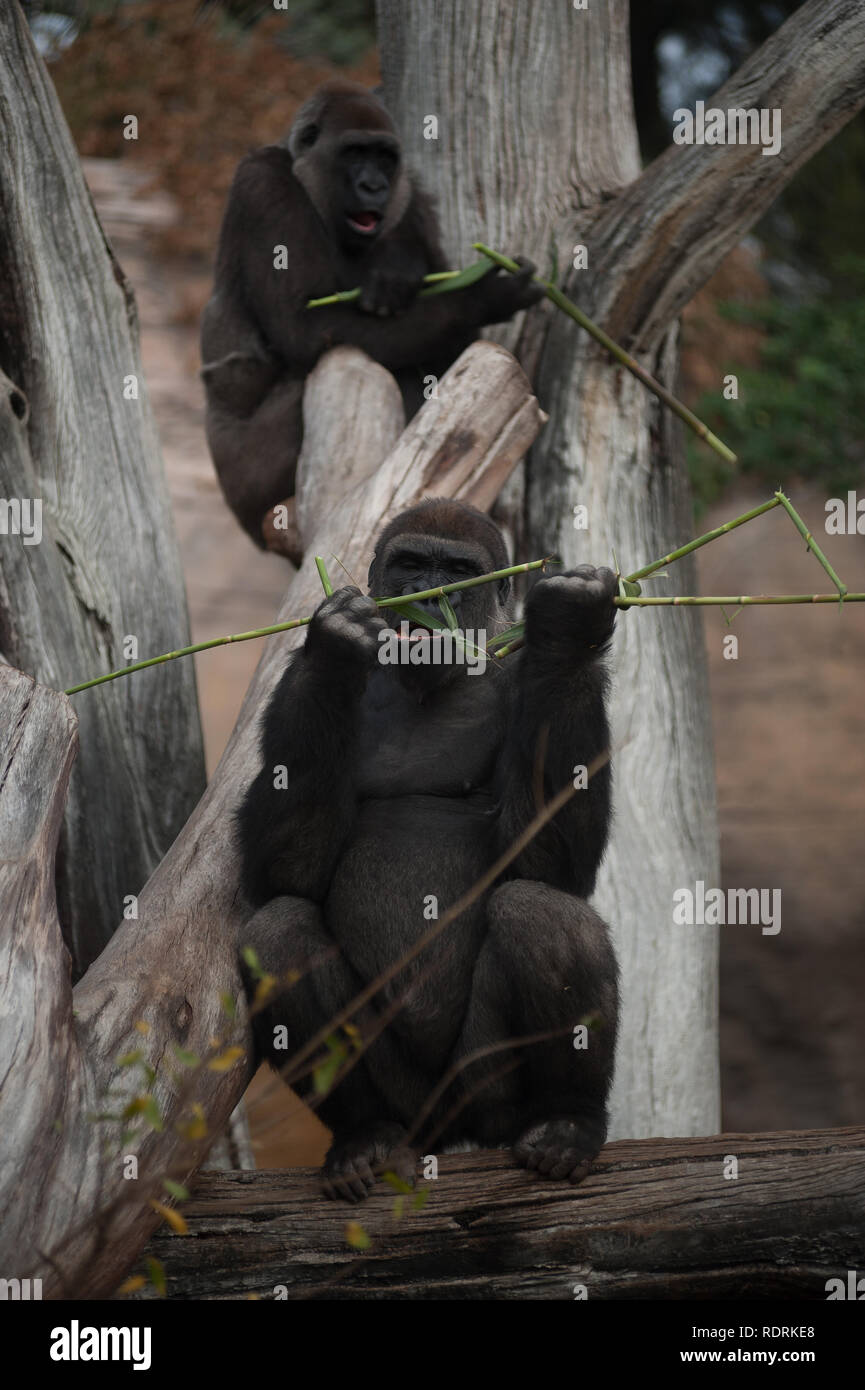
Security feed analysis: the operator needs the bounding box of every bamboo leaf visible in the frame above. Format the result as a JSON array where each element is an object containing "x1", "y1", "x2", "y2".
[
  {"x1": 437, "y1": 594, "x2": 459, "y2": 630},
  {"x1": 389, "y1": 601, "x2": 449, "y2": 631},
  {"x1": 418, "y1": 259, "x2": 493, "y2": 297}
]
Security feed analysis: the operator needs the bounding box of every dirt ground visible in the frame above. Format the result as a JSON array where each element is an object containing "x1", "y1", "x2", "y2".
[{"x1": 87, "y1": 158, "x2": 863, "y2": 1163}]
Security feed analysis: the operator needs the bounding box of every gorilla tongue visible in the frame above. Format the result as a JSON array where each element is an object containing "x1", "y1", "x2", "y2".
[{"x1": 348, "y1": 211, "x2": 380, "y2": 233}]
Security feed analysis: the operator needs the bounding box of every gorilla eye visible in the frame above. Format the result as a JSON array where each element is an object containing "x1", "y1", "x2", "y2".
[{"x1": 299, "y1": 124, "x2": 319, "y2": 148}]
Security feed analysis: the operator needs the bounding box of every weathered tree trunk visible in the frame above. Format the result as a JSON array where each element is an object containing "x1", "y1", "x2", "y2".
[
  {"x1": 377, "y1": 0, "x2": 865, "y2": 1139},
  {"x1": 0, "y1": 343, "x2": 546, "y2": 1299},
  {"x1": 133, "y1": 1126, "x2": 865, "y2": 1300},
  {"x1": 0, "y1": 2, "x2": 205, "y2": 975}
]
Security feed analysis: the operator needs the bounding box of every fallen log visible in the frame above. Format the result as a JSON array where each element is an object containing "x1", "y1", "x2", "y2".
[{"x1": 131, "y1": 1127, "x2": 865, "y2": 1300}]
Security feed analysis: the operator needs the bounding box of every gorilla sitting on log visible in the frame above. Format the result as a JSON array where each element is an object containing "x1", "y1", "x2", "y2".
[
  {"x1": 238, "y1": 499, "x2": 619, "y2": 1201},
  {"x1": 200, "y1": 81, "x2": 542, "y2": 552}
]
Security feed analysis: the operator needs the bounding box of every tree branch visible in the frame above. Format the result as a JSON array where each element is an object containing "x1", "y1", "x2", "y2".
[{"x1": 594, "y1": 0, "x2": 865, "y2": 347}]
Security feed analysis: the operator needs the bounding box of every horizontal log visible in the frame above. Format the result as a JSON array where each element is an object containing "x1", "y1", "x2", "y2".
[{"x1": 133, "y1": 1126, "x2": 865, "y2": 1300}]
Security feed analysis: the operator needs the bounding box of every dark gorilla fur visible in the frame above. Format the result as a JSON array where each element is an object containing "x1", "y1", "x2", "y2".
[
  {"x1": 201, "y1": 82, "x2": 542, "y2": 547},
  {"x1": 237, "y1": 499, "x2": 620, "y2": 1201}
]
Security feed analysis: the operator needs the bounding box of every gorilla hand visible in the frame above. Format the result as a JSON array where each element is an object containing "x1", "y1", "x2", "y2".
[
  {"x1": 305, "y1": 586, "x2": 387, "y2": 669},
  {"x1": 472, "y1": 255, "x2": 545, "y2": 325},
  {"x1": 526, "y1": 565, "x2": 619, "y2": 654},
  {"x1": 358, "y1": 251, "x2": 427, "y2": 317}
]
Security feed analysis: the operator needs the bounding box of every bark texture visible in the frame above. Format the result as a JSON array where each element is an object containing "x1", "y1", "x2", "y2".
[
  {"x1": 0, "y1": 2, "x2": 205, "y2": 974},
  {"x1": 134, "y1": 1127, "x2": 865, "y2": 1300}
]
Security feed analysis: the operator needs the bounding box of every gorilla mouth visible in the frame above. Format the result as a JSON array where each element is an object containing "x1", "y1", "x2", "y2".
[{"x1": 347, "y1": 210, "x2": 381, "y2": 234}]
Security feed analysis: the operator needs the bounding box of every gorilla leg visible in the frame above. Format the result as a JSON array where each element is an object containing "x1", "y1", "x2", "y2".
[
  {"x1": 203, "y1": 369, "x2": 304, "y2": 548},
  {"x1": 241, "y1": 896, "x2": 422, "y2": 1200},
  {"x1": 454, "y1": 880, "x2": 618, "y2": 1182}
]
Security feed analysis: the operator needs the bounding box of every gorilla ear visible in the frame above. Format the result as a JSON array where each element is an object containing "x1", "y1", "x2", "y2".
[{"x1": 499, "y1": 577, "x2": 511, "y2": 604}]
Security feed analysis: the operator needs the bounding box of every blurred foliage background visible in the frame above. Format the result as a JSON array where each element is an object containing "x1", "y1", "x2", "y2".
[{"x1": 26, "y1": 0, "x2": 865, "y2": 512}]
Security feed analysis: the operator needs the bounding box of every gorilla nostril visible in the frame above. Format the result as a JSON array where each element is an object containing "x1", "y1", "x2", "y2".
[{"x1": 9, "y1": 388, "x2": 27, "y2": 422}]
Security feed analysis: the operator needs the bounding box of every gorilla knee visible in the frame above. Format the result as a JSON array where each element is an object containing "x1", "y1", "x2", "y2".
[{"x1": 239, "y1": 896, "x2": 329, "y2": 978}]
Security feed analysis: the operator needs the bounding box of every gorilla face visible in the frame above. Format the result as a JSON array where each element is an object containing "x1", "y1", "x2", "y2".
[
  {"x1": 372, "y1": 525, "x2": 510, "y2": 695},
  {"x1": 337, "y1": 134, "x2": 401, "y2": 247},
  {"x1": 287, "y1": 85, "x2": 408, "y2": 254}
]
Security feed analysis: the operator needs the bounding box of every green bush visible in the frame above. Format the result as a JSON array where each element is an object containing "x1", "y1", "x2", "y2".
[{"x1": 689, "y1": 256, "x2": 865, "y2": 511}]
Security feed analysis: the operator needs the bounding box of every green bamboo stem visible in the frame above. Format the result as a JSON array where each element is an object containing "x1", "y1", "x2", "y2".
[
  {"x1": 614, "y1": 593, "x2": 865, "y2": 607},
  {"x1": 314, "y1": 556, "x2": 334, "y2": 596},
  {"x1": 63, "y1": 557, "x2": 551, "y2": 695},
  {"x1": 473, "y1": 242, "x2": 737, "y2": 466},
  {"x1": 774, "y1": 490, "x2": 847, "y2": 597},
  {"x1": 63, "y1": 491, "x2": 858, "y2": 696},
  {"x1": 306, "y1": 268, "x2": 467, "y2": 309},
  {"x1": 624, "y1": 496, "x2": 783, "y2": 584}
]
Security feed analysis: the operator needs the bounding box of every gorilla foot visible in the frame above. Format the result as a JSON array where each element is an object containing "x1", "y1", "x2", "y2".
[
  {"x1": 262, "y1": 496, "x2": 303, "y2": 566},
  {"x1": 321, "y1": 1121, "x2": 417, "y2": 1203},
  {"x1": 513, "y1": 1116, "x2": 606, "y2": 1185}
]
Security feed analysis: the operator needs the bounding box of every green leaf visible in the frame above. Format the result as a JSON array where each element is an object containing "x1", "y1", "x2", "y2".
[
  {"x1": 163, "y1": 1179, "x2": 190, "y2": 1202},
  {"x1": 220, "y1": 991, "x2": 237, "y2": 1019},
  {"x1": 172, "y1": 1046, "x2": 200, "y2": 1068},
  {"x1": 485, "y1": 622, "x2": 525, "y2": 652},
  {"x1": 419, "y1": 259, "x2": 494, "y2": 297},
  {"x1": 412, "y1": 1189, "x2": 430, "y2": 1211},
  {"x1": 117, "y1": 1050, "x2": 143, "y2": 1068},
  {"x1": 345, "y1": 1221, "x2": 371, "y2": 1250},
  {"x1": 389, "y1": 601, "x2": 449, "y2": 631},
  {"x1": 618, "y1": 578, "x2": 642, "y2": 601},
  {"x1": 313, "y1": 1035, "x2": 348, "y2": 1095},
  {"x1": 241, "y1": 945, "x2": 263, "y2": 980},
  {"x1": 146, "y1": 1256, "x2": 167, "y2": 1297},
  {"x1": 437, "y1": 594, "x2": 459, "y2": 630},
  {"x1": 382, "y1": 1170, "x2": 414, "y2": 1195}
]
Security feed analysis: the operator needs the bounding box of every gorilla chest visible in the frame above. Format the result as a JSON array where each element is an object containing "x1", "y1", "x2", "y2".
[
  {"x1": 324, "y1": 675, "x2": 506, "y2": 1034},
  {"x1": 354, "y1": 671, "x2": 504, "y2": 799}
]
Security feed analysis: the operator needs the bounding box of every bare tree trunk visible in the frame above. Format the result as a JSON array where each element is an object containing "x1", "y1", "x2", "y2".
[
  {"x1": 0, "y1": 343, "x2": 546, "y2": 1298},
  {"x1": 0, "y1": 2, "x2": 205, "y2": 975},
  {"x1": 377, "y1": 0, "x2": 865, "y2": 1138}
]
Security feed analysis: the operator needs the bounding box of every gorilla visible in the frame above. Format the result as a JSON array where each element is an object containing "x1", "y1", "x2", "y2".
[
  {"x1": 238, "y1": 499, "x2": 619, "y2": 1201},
  {"x1": 201, "y1": 82, "x2": 542, "y2": 551}
]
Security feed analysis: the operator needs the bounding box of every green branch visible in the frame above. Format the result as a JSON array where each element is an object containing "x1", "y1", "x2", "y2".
[
  {"x1": 63, "y1": 491, "x2": 858, "y2": 696},
  {"x1": 63, "y1": 557, "x2": 551, "y2": 695},
  {"x1": 473, "y1": 242, "x2": 736, "y2": 465}
]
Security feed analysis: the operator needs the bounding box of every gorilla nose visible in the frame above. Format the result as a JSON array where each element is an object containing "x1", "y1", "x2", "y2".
[{"x1": 358, "y1": 176, "x2": 387, "y2": 199}]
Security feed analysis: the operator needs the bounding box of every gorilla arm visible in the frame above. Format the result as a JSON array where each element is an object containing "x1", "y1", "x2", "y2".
[
  {"x1": 237, "y1": 588, "x2": 385, "y2": 906},
  {"x1": 496, "y1": 567, "x2": 618, "y2": 899}
]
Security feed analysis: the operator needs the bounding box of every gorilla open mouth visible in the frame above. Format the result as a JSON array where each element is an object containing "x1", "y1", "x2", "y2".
[{"x1": 347, "y1": 210, "x2": 381, "y2": 235}]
